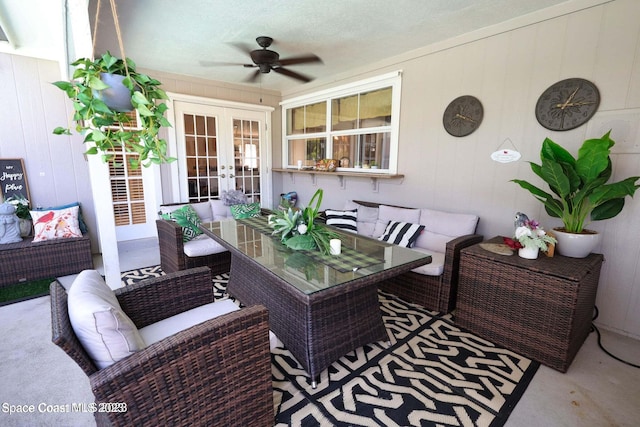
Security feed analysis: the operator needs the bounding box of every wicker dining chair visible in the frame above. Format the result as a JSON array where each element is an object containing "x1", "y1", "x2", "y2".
[
  {"x1": 50, "y1": 267, "x2": 274, "y2": 426},
  {"x1": 156, "y1": 219, "x2": 232, "y2": 276}
]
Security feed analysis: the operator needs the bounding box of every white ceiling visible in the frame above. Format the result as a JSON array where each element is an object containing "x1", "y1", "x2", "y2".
[{"x1": 2, "y1": 0, "x2": 577, "y2": 93}]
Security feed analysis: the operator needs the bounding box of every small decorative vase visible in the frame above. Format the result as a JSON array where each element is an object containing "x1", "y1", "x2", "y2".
[
  {"x1": 18, "y1": 218, "x2": 32, "y2": 237},
  {"x1": 518, "y1": 246, "x2": 539, "y2": 259}
]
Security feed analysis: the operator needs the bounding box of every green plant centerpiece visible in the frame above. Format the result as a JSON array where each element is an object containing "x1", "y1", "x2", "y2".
[
  {"x1": 511, "y1": 131, "x2": 640, "y2": 257},
  {"x1": 52, "y1": 52, "x2": 174, "y2": 167},
  {"x1": 268, "y1": 188, "x2": 338, "y2": 255}
]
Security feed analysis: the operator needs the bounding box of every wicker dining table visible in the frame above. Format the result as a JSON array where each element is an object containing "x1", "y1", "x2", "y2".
[{"x1": 200, "y1": 216, "x2": 432, "y2": 387}]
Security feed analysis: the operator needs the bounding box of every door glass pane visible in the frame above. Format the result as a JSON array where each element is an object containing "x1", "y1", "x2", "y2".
[
  {"x1": 233, "y1": 118, "x2": 261, "y2": 202},
  {"x1": 185, "y1": 113, "x2": 219, "y2": 201}
]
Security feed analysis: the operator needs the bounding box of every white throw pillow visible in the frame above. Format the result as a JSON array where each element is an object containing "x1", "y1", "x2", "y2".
[
  {"x1": 67, "y1": 270, "x2": 145, "y2": 369},
  {"x1": 378, "y1": 205, "x2": 421, "y2": 224},
  {"x1": 30, "y1": 206, "x2": 82, "y2": 242},
  {"x1": 414, "y1": 208, "x2": 479, "y2": 253},
  {"x1": 210, "y1": 200, "x2": 232, "y2": 220}
]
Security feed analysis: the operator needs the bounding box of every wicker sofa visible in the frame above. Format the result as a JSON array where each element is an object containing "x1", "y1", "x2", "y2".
[
  {"x1": 329, "y1": 200, "x2": 482, "y2": 313},
  {"x1": 156, "y1": 200, "x2": 234, "y2": 276},
  {"x1": 50, "y1": 266, "x2": 274, "y2": 426},
  {"x1": 0, "y1": 235, "x2": 93, "y2": 287}
]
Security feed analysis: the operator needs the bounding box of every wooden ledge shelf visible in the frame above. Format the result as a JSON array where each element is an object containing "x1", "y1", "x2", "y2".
[{"x1": 272, "y1": 168, "x2": 405, "y2": 191}]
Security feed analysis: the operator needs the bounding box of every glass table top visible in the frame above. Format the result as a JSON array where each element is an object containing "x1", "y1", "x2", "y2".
[{"x1": 200, "y1": 217, "x2": 431, "y2": 295}]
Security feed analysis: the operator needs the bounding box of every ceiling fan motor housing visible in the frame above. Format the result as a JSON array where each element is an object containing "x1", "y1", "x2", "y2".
[{"x1": 250, "y1": 49, "x2": 280, "y2": 73}]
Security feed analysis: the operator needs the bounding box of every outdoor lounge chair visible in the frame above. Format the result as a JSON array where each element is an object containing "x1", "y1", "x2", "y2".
[{"x1": 50, "y1": 266, "x2": 273, "y2": 426}]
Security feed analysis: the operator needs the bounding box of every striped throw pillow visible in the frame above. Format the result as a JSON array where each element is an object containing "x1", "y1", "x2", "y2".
[
  {"x1": 325, "y1": 209, "x2": 358, "y2": 233},
  {"x1": 378, "y1": 221, "x2": 425, "y2": 247}
]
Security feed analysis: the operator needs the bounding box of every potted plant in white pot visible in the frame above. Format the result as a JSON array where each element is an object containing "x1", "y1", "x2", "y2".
[
  {"x1": 511, "y1": 131, "x2": 640, "y2": 258},
  {"x1": 52, "y1": 52, "x2": 174, "y2": 167}
]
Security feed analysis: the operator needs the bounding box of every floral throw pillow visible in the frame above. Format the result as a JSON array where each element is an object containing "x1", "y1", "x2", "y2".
[
  {"x1": 230, "y1": 202, "x2": 261, "y2": 219},
  {"x1": 30, "y1": 205, "x2": 82, "y2": 242},
  {"x1": 161, "y1": 205, "x2": 203, "y2": 242}
]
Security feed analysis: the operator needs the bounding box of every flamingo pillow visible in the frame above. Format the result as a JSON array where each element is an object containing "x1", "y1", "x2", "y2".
[{"x1": 30, "y1": 205, "x2": 82, "y2": 242}]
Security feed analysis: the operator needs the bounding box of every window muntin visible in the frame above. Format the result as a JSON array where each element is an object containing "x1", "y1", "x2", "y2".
[{"x1": 282, "y1": 72, "x2": 400, "y2": 173}]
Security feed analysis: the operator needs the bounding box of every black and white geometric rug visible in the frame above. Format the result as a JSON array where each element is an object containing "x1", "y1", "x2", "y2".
[{"x1": 122, "y1": 267, "x2": 539, "y2": 427}]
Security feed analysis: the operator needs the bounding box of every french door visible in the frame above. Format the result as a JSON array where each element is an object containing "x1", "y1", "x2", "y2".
[{"x1": 173, "y1": 100, "x2": 271, "y2": 205}]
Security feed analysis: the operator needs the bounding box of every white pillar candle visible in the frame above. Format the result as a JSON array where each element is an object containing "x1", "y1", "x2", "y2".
[
  {"x1": 330, "y1": 239, "x2": 341, "y2": 255},
  {"x1": 297, "y1": 160, "x2": 303, "y2": 169}
]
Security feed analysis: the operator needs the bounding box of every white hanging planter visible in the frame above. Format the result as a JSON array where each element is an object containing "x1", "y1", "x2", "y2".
[{"x1": 94, "y1": 73, "x2": 134, "y2": 112}]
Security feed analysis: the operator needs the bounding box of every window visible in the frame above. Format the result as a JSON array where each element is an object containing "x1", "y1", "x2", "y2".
[{"x1": 281, "y1": 72, "x2": 401, "y2": 173}]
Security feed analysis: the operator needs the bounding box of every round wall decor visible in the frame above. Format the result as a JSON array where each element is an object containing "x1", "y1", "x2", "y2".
[
  {"x1": 535, "y1": 78, "x2": 600, "y2": 131},
  {"x1": 443, "y1": 95, "x2": 483, "y2": 137}
]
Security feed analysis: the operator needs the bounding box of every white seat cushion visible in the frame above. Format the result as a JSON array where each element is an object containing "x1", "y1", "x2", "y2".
[
  {"x1": 183, "y1": 234, "x2": 227, "y2": 257},
  {"x1": 139, "y1": 299, "x2": 281, "y2": 351},
  {"x1": 67, "y1": 270, "x2": 146, "y2": 369},
  {"x1": 139, "y1": 299, "x2": 239, "y2": 344},
  {"x1": 409, "y1": 248, "x2": 445, "y2": 276}
]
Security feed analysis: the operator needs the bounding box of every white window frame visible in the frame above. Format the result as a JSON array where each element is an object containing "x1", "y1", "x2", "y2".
[{"x1": 280, "y1": 71, "x2": 402, "y2": 174}]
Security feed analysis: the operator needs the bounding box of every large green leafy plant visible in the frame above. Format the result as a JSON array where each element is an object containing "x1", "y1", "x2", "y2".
[
  {"x1": 53, "y1": 52, "x2": 174, "y2": 167},
  {"x1": 512, "y1": 131, "x2": 640, "y2": 233},
  {"x1": 268, "y1": 188, "x2": 338, "y2": 255}
]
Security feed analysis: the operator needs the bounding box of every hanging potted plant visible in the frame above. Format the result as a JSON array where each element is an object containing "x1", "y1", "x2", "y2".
[
  {"x1": 511, "y1": 131, "x2": 639, "y2": 258},
  {"x1": 52, "y1": 51, "x2": 174, "y2": 167}
]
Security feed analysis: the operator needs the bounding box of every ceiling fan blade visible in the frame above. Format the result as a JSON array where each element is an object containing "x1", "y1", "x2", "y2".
[
  {"x1": 273, "y1": 67, "x2": 313, "y2": 83},
  {"x1": 199, "y1": 60, "x2": 251, "y2": 67},
  {"x1": 278, "y1": 54, "x2": 323, "y2": 66},
  {"x1": 245, "y1": 69, "x2": 262, "y2": 83},
  {"x1": 229, "y1": 42, "x2": 254, "y2": 55}
]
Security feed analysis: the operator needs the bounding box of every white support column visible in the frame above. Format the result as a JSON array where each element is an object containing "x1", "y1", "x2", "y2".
[{"x1": 64, "y1": 0, "x2": 121, "y2": 289}]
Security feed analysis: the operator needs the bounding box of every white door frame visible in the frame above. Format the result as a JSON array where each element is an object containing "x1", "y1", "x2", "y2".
[{"x1": 165, "y1": 93, "x2": 274, "y2": 207}]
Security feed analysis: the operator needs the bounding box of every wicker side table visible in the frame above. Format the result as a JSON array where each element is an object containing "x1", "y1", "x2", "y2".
[{"x1": 455, "y1": 236, "x2": 603, "y2": 372}]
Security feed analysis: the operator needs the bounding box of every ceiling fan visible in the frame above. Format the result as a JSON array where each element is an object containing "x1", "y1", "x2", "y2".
[{"x1": 204, "y1": 36, "x2": 323, "y2": 83}]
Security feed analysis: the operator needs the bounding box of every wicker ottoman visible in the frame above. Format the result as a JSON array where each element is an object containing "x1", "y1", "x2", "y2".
[
  {"x1": 455, "y1": 236, "x2": 603, "y2": 372},
  {"x1": 0, "y1": 236, "x2": 93, "y2": 287}
]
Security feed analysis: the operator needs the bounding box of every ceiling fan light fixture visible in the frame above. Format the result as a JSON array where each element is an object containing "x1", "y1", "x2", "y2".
[{"x1": 259, "y1": 64, "x2": 271, "y2": 73}]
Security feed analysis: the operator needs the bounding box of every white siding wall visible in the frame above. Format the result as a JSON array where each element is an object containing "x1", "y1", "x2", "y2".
[
  {"x1": 276, "y1": 0, "x2": 640, "y2": 339},
  {"x1": 0, "y1": 53, "x2": 99, "y2": 250}
]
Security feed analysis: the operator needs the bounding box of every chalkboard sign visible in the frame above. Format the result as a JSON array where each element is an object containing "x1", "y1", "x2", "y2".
[{"x1": 0, "y1": 158, "x2": 31, "y2": 202}]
